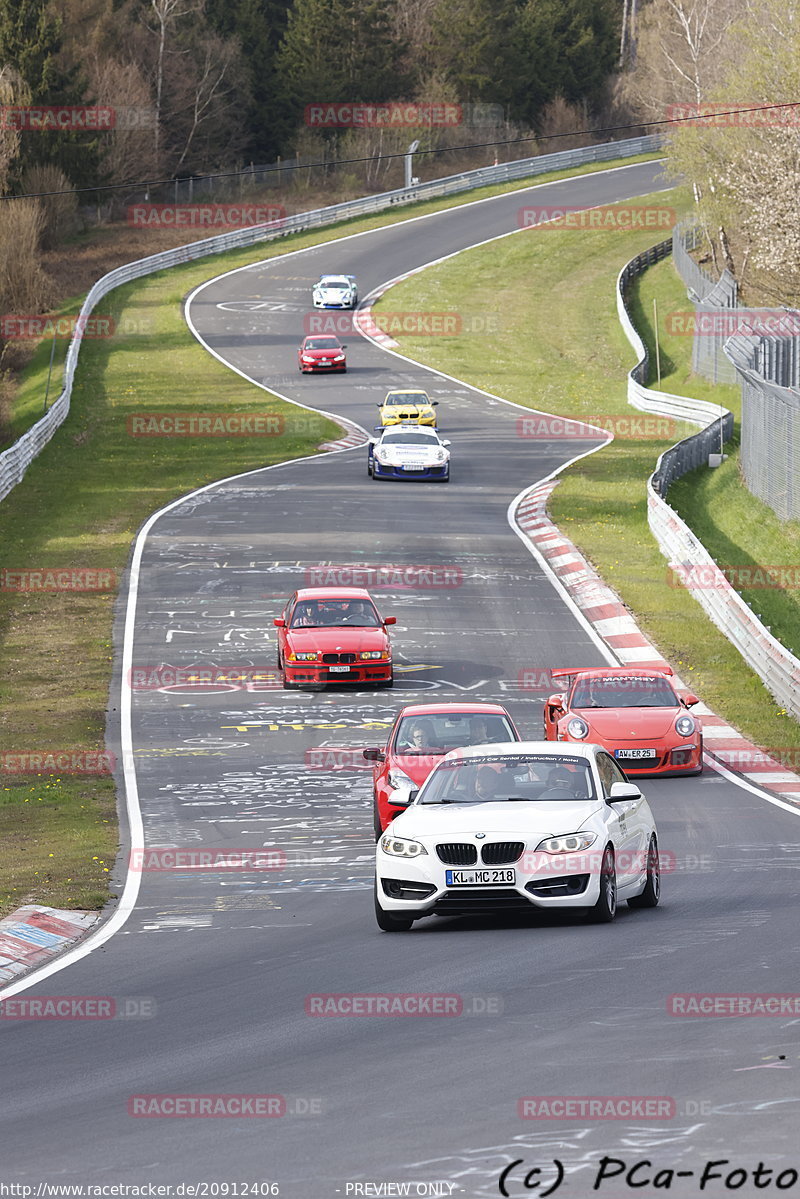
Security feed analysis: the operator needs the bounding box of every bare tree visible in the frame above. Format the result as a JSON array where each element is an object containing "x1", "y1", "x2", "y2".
[{"x1": 146, "y1": 0, "x2": 200, "y2": 167}]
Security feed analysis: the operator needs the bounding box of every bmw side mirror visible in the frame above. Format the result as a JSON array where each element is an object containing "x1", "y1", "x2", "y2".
[
  {"x1": 383, "y1": 616, "x2": 397, "y2": 625},
  {"x1": 608, "y1": 781, "x2": 642, "y2": 801},
  {"x1": 273, "y1": 618, "x2": 285, "y2": 627},
  {"x1": 363, "y1": 748, "x2": 385, "y2": 762}
]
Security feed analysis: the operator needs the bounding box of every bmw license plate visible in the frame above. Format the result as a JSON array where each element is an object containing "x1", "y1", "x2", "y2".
[
  {"x1": 615, "y1": 748, "x2": 656, "y2": 759},
  {"x1": 328, "y1": 665, "x2": 350, "y2": 673},
  {"x1": 445, "y1": 868, "x2": 515, "y2": 886}
]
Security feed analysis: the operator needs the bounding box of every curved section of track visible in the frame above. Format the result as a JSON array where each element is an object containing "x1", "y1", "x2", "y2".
[{"x1": 2, "y1": 161, "x2": 799, "y2": 1197}]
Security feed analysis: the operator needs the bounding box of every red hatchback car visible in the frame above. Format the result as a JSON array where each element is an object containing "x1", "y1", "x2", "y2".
[
  {"x1": 543, "y1": 665, "x2": 702, "y2": 776},
  {"x1": 298, "y1": 334, "x2": 347, "y2": 373},
  {"x1": 363, "y1": 702, "x2": 521, "y2": 838},
  {"x1": 274, "y1": 587, "x2": 394, "y2": 689}
]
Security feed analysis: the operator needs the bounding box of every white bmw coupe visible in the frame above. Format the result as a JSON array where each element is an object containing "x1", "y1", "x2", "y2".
[{"x1": 374, "y1": 741, "x2": 660, "y2": 930}]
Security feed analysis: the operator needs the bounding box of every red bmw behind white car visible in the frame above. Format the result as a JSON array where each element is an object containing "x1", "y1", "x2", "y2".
[
  {"x1": 543, "y1": 666, "x2": 702, "y2": 776},
  {"x1": 364, "y1": 702, "x2": 521, "y2": 838},
  {"x1": 274, "y1": 587, "x2": 394, "y2": 689}
]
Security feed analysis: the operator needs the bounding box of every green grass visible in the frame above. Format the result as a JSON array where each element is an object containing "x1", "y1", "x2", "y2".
[
  {"x1": 374, "y1": 187, "x2": 800, "y2": 752},
  {"x1": 0, "y1": 148, "x2": 664, "y2": 919}
]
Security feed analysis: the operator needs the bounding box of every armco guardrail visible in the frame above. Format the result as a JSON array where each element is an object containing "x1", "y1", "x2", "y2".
[
  {"x1": 0, "y1": 134, "x2": 662, "y2": 506},
  {"x1": 617, "y1": 242, "x2": 800, "y2": 720}
]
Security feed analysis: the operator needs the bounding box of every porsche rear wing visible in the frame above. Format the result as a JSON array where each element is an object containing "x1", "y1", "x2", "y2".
[{"x1": 550, "y1": 665, "x2": 674, "y2": 682}]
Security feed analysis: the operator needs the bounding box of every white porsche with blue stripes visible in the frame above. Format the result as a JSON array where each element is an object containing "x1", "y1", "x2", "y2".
[{"x1": 368, "y1": 424, "x2": 451, "y2": 482}]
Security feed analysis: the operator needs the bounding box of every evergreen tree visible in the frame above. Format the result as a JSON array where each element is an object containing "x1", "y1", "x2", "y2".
[{"x1": 0, "y1": 0, "x2": 101, "y2": 190}]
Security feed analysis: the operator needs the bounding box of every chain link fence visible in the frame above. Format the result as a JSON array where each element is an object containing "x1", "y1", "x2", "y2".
[{"x1": 673, "y1": 221, "x2": 800, "y2": 520}]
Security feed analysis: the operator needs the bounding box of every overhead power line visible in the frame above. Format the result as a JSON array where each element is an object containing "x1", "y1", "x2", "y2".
[{"x1": 1, "y1": 101, "x2": 798, "y2": 201}]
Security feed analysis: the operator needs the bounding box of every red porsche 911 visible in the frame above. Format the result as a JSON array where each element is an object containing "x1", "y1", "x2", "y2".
[
  {"x1": 363, "y1": 702, "x2": 521, "y2": 838},
  {"x1": 543, "y1": 666, "x2": 702, "y2": 776},
  {"x1": 297, "y1": 334, "x2": 347, "y2": 373},
  {"x1": 274, "y1": 587, "x2": 394, "y2": 689}
]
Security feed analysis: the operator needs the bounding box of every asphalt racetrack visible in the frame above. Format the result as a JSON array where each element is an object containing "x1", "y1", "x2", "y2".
[{"x1": 3, "y1": 160, "x2": 800, "y2": 1197}]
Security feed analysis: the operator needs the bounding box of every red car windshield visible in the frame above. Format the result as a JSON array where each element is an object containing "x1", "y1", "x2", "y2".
[
  {"x1": 572, "y1": 676, "x2": 679, "y2": 708},
  {"x1": 291, "y1": 600, "x2": 381, "y2": 628},
  {"x1": 305, "y1": 338, "x2": 340, "y2": 350},
  {"x1": 394, "y1": 713, "x2": 515, "y2": 755}
]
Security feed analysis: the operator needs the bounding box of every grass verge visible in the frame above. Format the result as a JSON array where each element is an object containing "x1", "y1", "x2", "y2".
[{"x1": 374, "y1": 186, "x2": 800, "y2": 752}]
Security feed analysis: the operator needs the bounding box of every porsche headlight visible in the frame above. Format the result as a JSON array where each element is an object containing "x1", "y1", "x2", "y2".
[
  {"x1": 567, "y1": 717, "x2": 590, "y2": 740},
  {"x1": 434, "y1": 449, "x2": 446, "y2": 461},
  {"x1": 380, "y1": 835, "x2": 427, "y2": 858},
  {"x1": 675, "y1": 714, "x2": 696, "y2": 737},
  {"x1": 535, "y1": 833, "x2": 597, "y2": 855},
  {"x1": 374, "y1": 448, "x2": 390, "y2": 463}
]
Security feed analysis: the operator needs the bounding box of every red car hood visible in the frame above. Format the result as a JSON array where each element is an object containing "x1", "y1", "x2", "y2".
[
  {"x1": 574, "y1": 707, "x2": 680, "y2": 739},
  {"x1": 286, "y1": 627, "x2": 388, "y2": 652},
  {"x1": 304, "y1": 347, "x2": 342, "y2": 358},
  {"x1": 390, "y1": 752, "x2": 446, "y2": 785}
]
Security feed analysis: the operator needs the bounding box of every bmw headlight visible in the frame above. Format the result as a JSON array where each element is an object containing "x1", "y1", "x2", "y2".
[
  {"x1": 535, "y1": 832, "x2": 597, "y2": 854},
  {"x1": 387, "y1": 766, "x2": 415, "y2": 790},
  {"x1": 291, "y1": 651, "x2": 319, "y2": 661},
  {"x1": 380, "y1": 835, "x2": 427, "y2": 858},
  {"x1": 675, "y1": 714, "x2": 696, "y2": 737},
  {"x1": 567, "y1": 717, "x2": 590, "y2": 739},
  {"x1": 360, "y1": 651, "x2": 383, "y2": 660}
]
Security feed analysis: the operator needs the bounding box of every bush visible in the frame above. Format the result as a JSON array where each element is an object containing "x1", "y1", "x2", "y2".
[{"x1": 20, "y1": 165, "x2": 81, "y2": 250}]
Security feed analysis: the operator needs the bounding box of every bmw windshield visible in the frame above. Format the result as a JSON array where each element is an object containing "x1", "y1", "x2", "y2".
[{"x1": 418, "y1": 754, "x2": 596, "y2": 804}]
